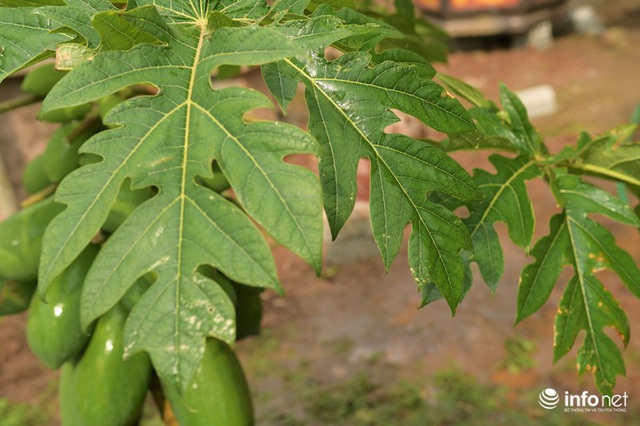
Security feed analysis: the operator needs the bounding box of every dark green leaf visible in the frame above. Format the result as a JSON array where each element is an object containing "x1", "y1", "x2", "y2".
[
  {"x1": 37, "y1": 0, "x2": 116, "y2": 48},
  {"x1": 263, "y1": 16, "x2": 478, "y2": 311},
  {"x1": 92, "y1": 5, "x2": 172, "y2": 50},
  {"x1": 467, "y1": 155, "x2": 540, "y2": 290},
  {"x1": 437, "y1": 73, "x2": 490, "y2": 109},
  {"x1": 0, "y1": 7, "x2": 71, "y2": 81},
  {"x1": 499, "y1": 84, "x2": 544, "y2": 155},
  {"x1": 573, "y1": 125, "x2": 640, "y2": 188},
  {"x1": 518, "y1": 173, "x2": 640, "y2": 393}
]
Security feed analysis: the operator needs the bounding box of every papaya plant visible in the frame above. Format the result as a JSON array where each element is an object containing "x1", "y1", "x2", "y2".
[{"x1": 0, "y1": 0, "x2": 639, "y2": 423}]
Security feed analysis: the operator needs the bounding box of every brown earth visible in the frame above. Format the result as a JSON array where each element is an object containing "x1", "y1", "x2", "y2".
[{"x1": 1, "y1": 0, "x2": 640, "y2": 424}]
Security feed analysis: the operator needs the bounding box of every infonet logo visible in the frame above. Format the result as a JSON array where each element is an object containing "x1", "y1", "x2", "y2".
[
  {"x1": 539, "y1": 388, "x2": 559, "y2": 409},
  {"x1": 539, "y1": 388, "x2": 629, "y2": 413}
]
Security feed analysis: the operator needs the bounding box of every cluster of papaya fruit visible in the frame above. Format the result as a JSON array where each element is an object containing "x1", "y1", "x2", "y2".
[{"x1": 0, "y1": 63, "x2": 260, "y2": 425}]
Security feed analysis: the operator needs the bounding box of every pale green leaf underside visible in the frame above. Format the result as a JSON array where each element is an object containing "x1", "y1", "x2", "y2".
[{"x1": 38, "y1": 8, "x2": 322, "y2": 390}]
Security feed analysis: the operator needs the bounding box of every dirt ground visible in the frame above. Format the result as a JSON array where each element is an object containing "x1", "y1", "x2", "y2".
[{"x1": 1, "y1": 0, "x2": 640, "y2": 424}]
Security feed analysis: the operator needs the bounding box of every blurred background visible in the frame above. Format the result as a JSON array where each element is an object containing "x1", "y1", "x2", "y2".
[{"x1": 0, "y1": 0, "x2": 639, "y2": 424}]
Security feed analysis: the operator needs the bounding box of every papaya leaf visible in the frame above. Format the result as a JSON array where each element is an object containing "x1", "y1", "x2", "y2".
[
  {"x1": 437, "y1": 73, "x2": 491, "y2": 109},
  {"x1": 555, "y1": 274, "x2": 628, "y2": 396},
  {"x1": 92, "y1": 5, "x2": 172, "y2": 51},
  {"x1": 441, "y1": 85, "x2": 538, "y2": 153},
  {"x1": 518, "y1": 173, "x2": 640, "y2": 394},
  {"x1": 38, "y1": 5, "x2": 322, "y2": 390},
  {"x1": 466, "y1": 155, "x2": 540, "y2": 290},
  {"x1": 499, "y1": 84, "x2": 544, "y2": 156},
  {"x1": 0, "y1": 7, "x2": 71, "y2": 81},
  {"x1": 263, "y1": 14, "x2": 479, "y2": 312},
  {"x1": 0, "y1": 0, "x2": 64, "y2": 6},
  {"x1": 569, "y1": 125, "x2": 640, "y2": 189},
  {"x1": 37, "y1": 0, "x2": 116, "y2": 48}
]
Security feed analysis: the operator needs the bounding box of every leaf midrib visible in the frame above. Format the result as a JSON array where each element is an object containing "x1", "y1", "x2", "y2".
[
  {"x1": 285, "y1": 58, "x2": 462, "y2": 305},
  {"x1": 191, "y1": 101, "x2": 314, "y2": 257},
  {"x1": 566, "y1": 214, "x2": 605, "y2": 377},
  {"x1": 470, "y1": 159, "x2": 535, "y2": 240},
  {"x1": 517, "y1": 216, "x2": 566, "y2": 323},
  {"x1": 172, "y1": 20, "x2": 208, "y2": 383}
]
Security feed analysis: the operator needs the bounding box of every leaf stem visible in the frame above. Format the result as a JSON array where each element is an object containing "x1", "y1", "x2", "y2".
[
  {"x1": 0, "y1": 150, "x2": 18, "y2": 220},
  {"x1": 149, "y1": 372, "x2": 178, "y2": 426},
  {"x1": 0, "y1": 94, "x2": 40, "y2": 114},
  {"x1": 20, "y1": 185, "x2": 56, "y2": 208}
]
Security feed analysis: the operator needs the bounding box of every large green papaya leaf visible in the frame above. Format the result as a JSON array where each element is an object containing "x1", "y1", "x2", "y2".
[
  {"x1": 262, "y1": 12, "x2": 480, "y2": 313},
  {"x1": 38, "y1": 3, "x2": 322, "y2": 390}
]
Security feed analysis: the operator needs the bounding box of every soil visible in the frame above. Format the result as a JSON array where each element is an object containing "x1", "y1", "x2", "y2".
[{"x1": 1, "y1": 0, "x2": 640, "y2": 424}]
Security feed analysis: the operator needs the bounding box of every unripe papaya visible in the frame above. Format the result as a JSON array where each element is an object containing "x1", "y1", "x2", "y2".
[
  {"x1": 102, "y1": 183, "x2": 152, "y2": 233},
  {"x1": 120, "y1": 273, "x2": 153, "y2": 312},
  {"x1": 59, "y1": 363, "x2": 82, "y2": 426},
  {"x1": 22, "y1": 154, "x2": 53, "y2": 194},
  {"x1": 65, "y1": 305, "x2": 152, "y2": 426},
  {"x1": 26, "y1": 245, "x2": 98, "y2": 369},
  {"x1": 39, "y1": 103, "x2": 92, "y2": 123},
  {"x1": 78, "y1": 152, "x2": 101, "y2": 166},
  {"x1": 0, "y1": 198, "x2": 64, "y2": 280},
  {"x1": 200, "y1": 161, "x2": 230, "y2": 193},
  {"x1": 234, "y1": 284, "x2": 263, "y2": 341},
  {"x1": 42, "y1": 123, "x2": 93, "y2": 183},
  {"x1": 21, "y1": 63, "x2": 66, "y2": 97},
  {"x1": 0, "y1": 278, "x2": 37, "y2": 316},
  {"x1": 163, "y1": 339, "x2": 254, "y2": 426},
  {"x1": 198, "y1": 266, "x2": 237, "y2": 306},
  {"x1": 98, "y1": 93, "x2": 125, "y2": 123}
]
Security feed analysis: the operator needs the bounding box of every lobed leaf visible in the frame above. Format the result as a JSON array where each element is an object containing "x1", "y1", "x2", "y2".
[
  {"x1": 0, "y1": 7, "x2": 71, "y2": 81},
  {"x1": 466, "y1": 155, "x2": 540, "y2": 290},
  {"x1": 37, "y1": 0, "x2": 116, "y2": 48},
  {"x1": 38, "y1": 7, "x2": 322, "y2": 390},
  {"x1": 517, "y1": 173, "x2": 640, "y2": 393},
  {"x1": 263, "y1": 13, "x2": 479, "y2": 312},
  {"x1": 572, "y1": 125, "x2": 640, "y2": 188}
]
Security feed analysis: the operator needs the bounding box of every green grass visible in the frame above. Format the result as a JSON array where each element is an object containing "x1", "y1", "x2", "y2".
[
  {"x1": 259, "y1": 368, "x2": 608, "y2": 426},
  {"x1": 0, "y1": 398, "x2": 49, "y2": 426},
  {"x1": 496, "y1": 335, "x2": 537, "y2": 373}
]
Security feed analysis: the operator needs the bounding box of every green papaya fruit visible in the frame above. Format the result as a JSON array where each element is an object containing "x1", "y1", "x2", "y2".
[
  {"x1": 42, "y1": 123, "x2": 94, "y2": 183},
  {"x1": 39, "y1": 103, "x2": 92, "y2": 123},
  {"x1": 69, "y1": 305, "x2": 152, "y2": 426},
  {"x1": 163, "y1": 339, "x2": 254, "y2": 426},
  {"x1": 22, "y1": 154, "x2": 53, "y2": 194},
  {"x1": 98, "y1": 94, "x2": 124, "y2": 122},
  {"x1": 58, "y1": 363, "x2": 82, "y2": 426},
  {"x1": 21, "y1": 63, "x2": 66, "y2": 97},
  {"x1": 78, "y1": 152, "x2": 102, "y2": 166},
  {"x1": 198, "y1": 266, "x2": 237, "y2": 306},
  {"x1": 0, "y1": 278, "x2": 37, "y2": 316},
  {"x1": 120, "y1": 273, "x2": 153, "y2": 312},
  {"x1": 26, "y1": 245, "x2": 98, "y2": 369},
  {"x1": 200, "y1": 161, "x2": 230, "y2": 193},
  {"x1": 102, "y1": 183, "x2": 152, "y2": 233},
  {"x1": 0, "y1": 198, "x2": 65, "y2": 280},
  {"x1": 234, "y1": 284, "x2": 263, "y2": 341}
]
